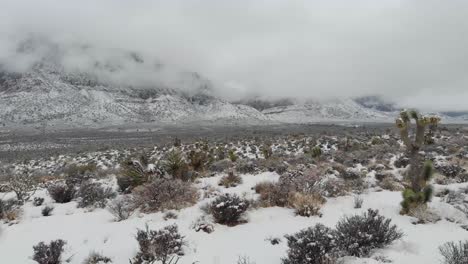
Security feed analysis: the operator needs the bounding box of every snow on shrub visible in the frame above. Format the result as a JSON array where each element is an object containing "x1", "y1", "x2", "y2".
[
  {"x1": 191, "y1": 215, "x2": 214, "y2": 234},
  {"x1": 132, "y1": 179, "x2": 198, "y2": 213},
  {"x1": 209, "y1": 193, "x2": 250, "y2": 225},
  {"x1": 76, "y1": 181, "x2": 116, "y2": 208},
  {"x1": 33, "y1": 197, "x2": 45, "y2": 207},
  {"x1": 289, "y1": 192, "x2": 325, "y2": 217},
  {"x1": 0, "y1": 199, "x2": 19, "y2": 221},
  {"x1": 334, "y1": 209, "x2": 403, "y2": 257},
  {"x1": 7, "y1": 173, "x2": 38, "y2": 204},
  {"x1": 107, "y1": 195, "x2": 135, "y2": 222},
  {"x1": 439, "y1": 240, "x2": 468, "y2": 264},
  {"x1": 83, "y1": 251, "x2": 112, "y2": 264},
  {"x1": 282, "y1": 224, "x2": 337, "y2": 264},
  {"x1": 32, "y1": 239, "x2": 67, "y2": 264},
  {"x1": 47, "y1": 182, "x2": 75, "y2": 203},
  {"x1": 130, "y1": 224, "x2": 185, "y2": 264}
]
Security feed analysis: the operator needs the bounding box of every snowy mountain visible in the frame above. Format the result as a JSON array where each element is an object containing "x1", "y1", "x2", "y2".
[
  {"x1": 0, "y1": 37, "x2": 272, "y2": 128},
  {"x1": 0, "y1": 66, "x2": 271, "y2": 128},
  {"x1": 259, "y1": 98, "x2": 394, "y2": 123},
  {"x1": 0, "y1": 37, "x2": 465, "y2": 128}
]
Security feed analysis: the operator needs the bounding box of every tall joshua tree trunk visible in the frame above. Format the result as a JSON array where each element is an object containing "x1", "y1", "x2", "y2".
[{"x1": 396, "y1": 110, "x2": 440, "y2": 214}]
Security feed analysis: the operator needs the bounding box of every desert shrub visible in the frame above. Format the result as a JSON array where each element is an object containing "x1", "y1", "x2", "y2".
[
  {"x1": 228, "y1": 149, "x2": 238, "y2": 162},
  {"x1": 47, "y1": 182, "x2": 75, "y2": 203},
  {"x1": 334, "y1": 209, "x2": 403, "y2": 257},
  {"x1": 83, "y1": 252, "x2": 112, "y2": 264},
  {"x1": 320, "y1": 178, "x2": 348, "y2": 198},
  {"x1": 262, "y1": 145, "x2": 273, "y2": 159},
  {"x1": 265, "y1": 236, "x2": 282, "y2": 245},
  {"x1": 65, "y1": 164, "x2": 97, "y2": 186},
  {"x1": 260, "y1": 157, "x2": 288, "y2": 174},
  {"x1": 378, "y1": 177, "x2": 403, "y2": 191},
  {"x1": 131, "y1": 224, "x2": 185, "y2": 264},
  {"x1": 162, "y1": 150, "x2": 189, "y2": 181},
  {"x1": 32, "y1": 239, "x2": 67, "y2": 264},
  {"x1": 215, "y1": 146, "x2": 226, "y2": 160},
  {"x1": 107, "y1": 195, "x2": 135, "y2": 222},
  {"x1": 33, "y1": 197, "x2": 45, "y2": 207},
  {"x1": 116, "y1": 176, "x2": 132, "y2": 193},
  {"x1": 439, "y1": 240, "x2": 468, "y2": 264},
  {"x1": 188, "y1": 150, "x2": 208, "y2": 172},
  {"x1": 279, "y1": 169, "x2": 322, "y2": 195},
  {"x1": 209, "y1": 194, "x2": 250, "y2": 225},
  {"x1": 254, "y1": 181, "x2": 275, "y2": 194},
  {"x1": 7, "y1": 173, "x2": 38, "y2": 204},
  {"x1": 341, "y1": 168, "x2": 361, "y2": 181},
  {"x1": 209, "y1": 159, "x2": 232, "y2": 173},
  {"x1": 371, "y1": 136, "x2": 384, "y2": 145},
  {"x1": 237, "y1": 256, "x2": 256, "y2": 264},
  {"x1": 436, "y1": 164, "x2": 465, "y2": 178},
  {"x1": 289, "y1": 192, "x2": 325, "y2": 217},
  {"x1": 457, "y1": 173, "x2": 468, "y2": 183},
  {"x1": 255, "y1": 181, "x2": 293, "y2": 208},
  {"x1": 236, "y1": 160, "x2": 257, "y2": 174},
  {"x1": 42, "y1": 206, "x2": 54, "y2": 217},
  {"x1": 218, "y1": 171, "x2": 242, "y2": 188},
  {"x1": 76, "y1": 182, "x2": 116, "y2": 208},
  {"x1": 408, "y1": 205, "x2": 441, "y2": 224},
  {"x1": 191, "y1": 215, "x2": 215, "y2": 234},
  {"x1": 132, "y1": 179, "x2": 198, "y2": 213},
  {"x1": 0, "y1": 199, "x2": 20, "y2": 221},
  {"x1": 353, "y1": 195, "x2": 363, "y2": 209},
  {"x1": 310, "y1": 146, "x2": 322, "y2": 158},
  {"x1": 394, "y1": 156, "x2": 410, "y2": 168},
  {"x1": 163, "y1": 211, "x2": 178, "y2": 221},
  {"x1": 117, "y1": 157, "x2": 156, "y2": 192},
  {"x1": 282, "y1": 224, "x2": 336, "y2": 264}
]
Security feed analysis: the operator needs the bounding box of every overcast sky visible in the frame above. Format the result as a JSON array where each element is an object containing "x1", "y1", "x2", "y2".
[{"x1": 1, "y1": 0, "x2": 468, "y2": 111}]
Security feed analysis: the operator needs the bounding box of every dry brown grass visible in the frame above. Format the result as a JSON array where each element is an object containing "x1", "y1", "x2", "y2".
[
  {"x1": 289, "y1": 192, "x2": 326, "y2": 217},
  {"x1": 218, "y1": 171, "x2": 242, "y2": 188}
]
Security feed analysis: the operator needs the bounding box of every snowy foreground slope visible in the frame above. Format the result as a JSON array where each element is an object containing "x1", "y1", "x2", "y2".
[{"x1": 0, "y1": 172, "x2": 466, "y2": 264}]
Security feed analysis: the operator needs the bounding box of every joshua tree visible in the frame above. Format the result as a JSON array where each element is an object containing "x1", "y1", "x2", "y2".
[
  {"x1": 310, "y1": 146, "x2": 322, "y2": 159},
  {"x1": 395, "y1": 110, "x2": 440, "y2": 214}
]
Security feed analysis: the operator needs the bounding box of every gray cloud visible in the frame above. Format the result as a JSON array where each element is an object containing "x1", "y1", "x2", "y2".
[{"x1": 1, "y1": 0, "x2": 468, "y2": 111}]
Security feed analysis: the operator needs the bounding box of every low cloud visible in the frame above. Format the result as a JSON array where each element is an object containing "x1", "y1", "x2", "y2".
[{"x1": 1, "y1": 0, "x2": 468, "y2": 111}]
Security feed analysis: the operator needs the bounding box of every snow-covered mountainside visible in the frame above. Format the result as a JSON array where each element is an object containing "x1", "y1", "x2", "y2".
[
  {"x1": 261, "y1": 98, "x2": 394, "y2": 123},
  {"x1": 0, "y1": 62, "x2": 399, "y2": 127},
  {"x1": 0, "y1": 37, "x2": 465, "y2": 128},
  {"x1": 0, "y1": 64, "x2": 269, "y2": 128}
]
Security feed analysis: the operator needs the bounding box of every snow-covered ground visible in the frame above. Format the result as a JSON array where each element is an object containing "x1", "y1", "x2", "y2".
[{"x1": 1, "y1": 172, "x2": 466, "y2": 264}]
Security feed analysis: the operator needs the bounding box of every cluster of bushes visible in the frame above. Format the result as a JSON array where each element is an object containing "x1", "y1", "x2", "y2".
[
  {"x1": 439, "y1": 240, "x2": 468, "y2": 264},
  {"x1": 254, "y1": 169, "x2": 327, "y2": 217},
  {"x1": 31, "y1": 239, "x2": 113, "y2": 264},
  {"x1": 282, "y1": 209, "x2": 403, "y2": 264},
  {"x1": 47, "y1": 179, "x2": 115, "y2": 209},
  {"x1": 131, "y1": 224, "x2": 185, "y2": 264},
  {"x1": 132, "y1": 178, "x2": 198, "y2": 213}
]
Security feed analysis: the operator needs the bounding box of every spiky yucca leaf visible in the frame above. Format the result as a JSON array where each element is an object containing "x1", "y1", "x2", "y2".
[
  {"x1": 423, "y1": 185, "x2": 433, "y2": 203},
  {"x1": 422, "y1": 161, "x2": 434, "y2": 181},
  {"x1": 409, "y1": 110, "x2": 419, "y2": 120}
]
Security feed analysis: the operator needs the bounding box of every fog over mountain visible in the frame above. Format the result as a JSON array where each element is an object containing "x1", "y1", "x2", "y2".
[{"x1": 1, "y1": 0, "x2": 468, "y2": 112}]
